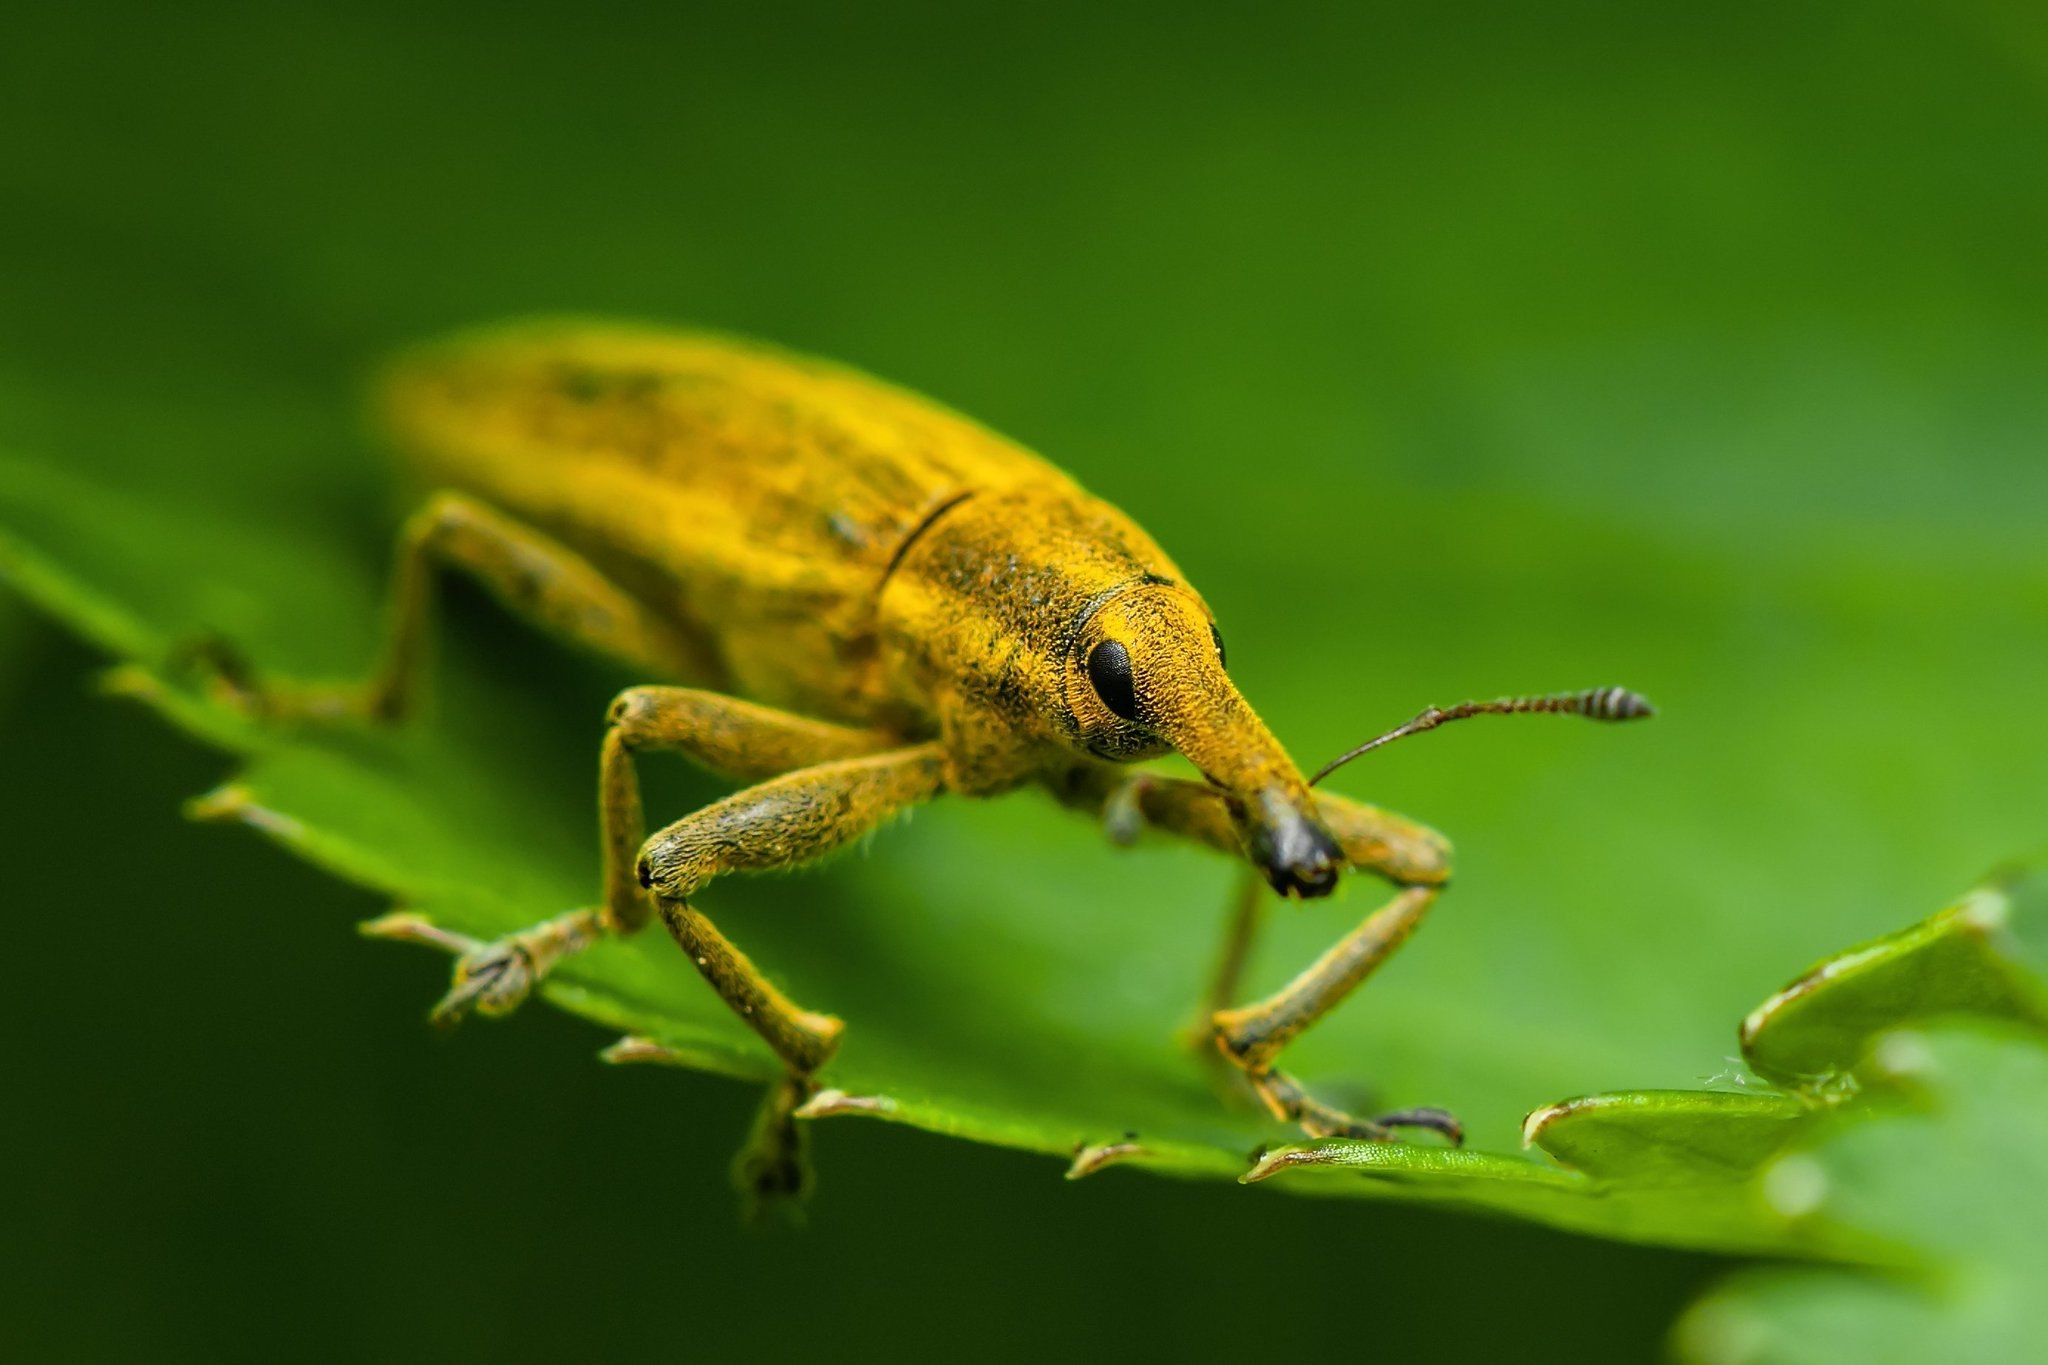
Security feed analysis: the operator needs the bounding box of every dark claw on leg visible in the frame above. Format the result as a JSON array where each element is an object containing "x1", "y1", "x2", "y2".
[
  {"x1": 1246, "y1": 1068, "x2": 1464, "y2": 1146},
  {"x1": 1371, "y1": 1106, "x2": 1465, "y2": 1146}
]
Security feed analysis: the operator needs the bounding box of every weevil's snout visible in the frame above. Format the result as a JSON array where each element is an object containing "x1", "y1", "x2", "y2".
[{"x1": 1244, "y1": 787, "x2": 1343, "y2": 898}]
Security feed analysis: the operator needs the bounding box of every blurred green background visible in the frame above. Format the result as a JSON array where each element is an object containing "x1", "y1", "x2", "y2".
[{"x1": 3, "y1": 1, "x2": 2044, "y2": 1360}]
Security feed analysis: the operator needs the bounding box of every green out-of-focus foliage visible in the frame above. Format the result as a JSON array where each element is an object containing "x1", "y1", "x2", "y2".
[
  {"x1": 1677, "y1": 1027, "x2": 2048, "y2": 1364},
  {"x1": 1670, "y1": 874, "x2": 2048, "y2": 1363},
  {"x1": 1738, "y1": 875, "x2": 2048, "y2": 1087},
  {"x1": 4, "y1": 0, "x2": 2046, "y2": 1359}
]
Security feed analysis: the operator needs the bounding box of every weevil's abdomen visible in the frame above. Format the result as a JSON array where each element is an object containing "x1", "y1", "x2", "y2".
[{"x1": 374, "y1": 320, "x2": 1077, "y2": 725}]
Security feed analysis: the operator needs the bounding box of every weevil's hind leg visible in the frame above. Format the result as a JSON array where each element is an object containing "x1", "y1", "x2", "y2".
[
  {"x1": 373, "y1": 686, "x2": 904, "y2": 1026},
  {"x1": 636, "y1": 743, "x2": 950, "y2": 1079},
  {"x1": 1212, "y1": 885, "x2": 1461, "y2": 1143},
  {"x1": 217, "y1": 490, "x2": 718, "y2": 722}
]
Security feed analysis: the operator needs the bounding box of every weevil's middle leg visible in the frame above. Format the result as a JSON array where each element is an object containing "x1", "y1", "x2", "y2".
[
  {"x1": 597, "y1": 688, "x2": 904, "y2": 935},
  {"x1": 376, "y1": 685, "x2": 904, "y2": 1026},
  {"x1": 1063, "y1": 768, "x2": 1460, "y2": 1142},
  {"x1": 636, "y1": 743, "x2": 950, "y2": 1076}
]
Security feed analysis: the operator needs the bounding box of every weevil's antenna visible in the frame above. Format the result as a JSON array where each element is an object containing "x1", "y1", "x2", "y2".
[{"x1": 1309, "y1": 687, "x2": 1655, "y2": 787}]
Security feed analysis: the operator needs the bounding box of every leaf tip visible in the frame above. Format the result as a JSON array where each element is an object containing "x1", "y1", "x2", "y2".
[
  {"x1": 791, "y1": 1088, "x2": 897, "y2": 1121},
  {"x1": 184, "y1": 783, "x2": 303, "y2": 841},
  {"x1": 358, "y1": 911, "x2": 480, "y2": 965},
  {"x1": 97, "y1": 662, "x2": 164, "y2": 703},
  {"x1": 1954, "y1": 884, "x2": 2010, "y2": 935},
  {"x1": 1736, "y1": 944, "x2": 1885, "y2": 1057},
  {"x1": 601, "y1": 1035, "x2": 683, "y2": 1067},
  {"x1": 1520, "y1": 1098, "x2": 1582, "y2": 1151},
  {"x1": 1065, "y1": 1138, "x2": 1149, "y2": 1181},
  {"x1": 1240, "y1": 1142, "x2": 1355, "y2": 1184}
]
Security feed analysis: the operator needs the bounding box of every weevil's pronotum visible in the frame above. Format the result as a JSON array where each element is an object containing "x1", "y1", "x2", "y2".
[{"x1": 236, "y1": 320, "x2": 1651, "y2": 1190}]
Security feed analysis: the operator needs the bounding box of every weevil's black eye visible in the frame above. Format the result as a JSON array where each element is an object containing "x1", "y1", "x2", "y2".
[
  {"x1": 1210, "y1": 623, "x2": 1227, "y2": 670},
  {"x1": 1087, "y1": 639, "x2": 1141, "y2": 723}
]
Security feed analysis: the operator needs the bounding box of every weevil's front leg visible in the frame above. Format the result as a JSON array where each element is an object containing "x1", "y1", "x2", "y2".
[
  {"x1": 1070, "y1": 768, "x2": 1452, "y2": 889},
  {"x1": 597, "y1": 688, "x2": 904, "y2": 935},
  {"x1": 1068, "y1": 769, "x2": 1450, "y2": 1016},
  {"x1": 635, "y1": 743, "x2": 950, "y2": 1076},
  {"x1": 225, "y1": 490, "x2": 716, "y2": 721},
  {"x1": 389, "y1": 686, "x2": 901, "y2": 1026},
  {"x1": 1064, "y1": 768, "x2": 1459, "y2": 1141},
  {"x1": 1212, "y1": 885, "x2": 1460, "y2": 1143}
]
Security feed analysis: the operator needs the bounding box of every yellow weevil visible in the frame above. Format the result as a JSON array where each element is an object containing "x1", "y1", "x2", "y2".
[{"x1": 240, "y1": 319, "x2": 1650, "y2": 1193}]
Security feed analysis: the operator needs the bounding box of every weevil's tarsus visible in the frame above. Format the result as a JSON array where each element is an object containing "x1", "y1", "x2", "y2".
[
  {"x1": 357, "y1": 907, "x2": 603, "y2": 1026},
  {"x1": 1244, "y1": 1070, "x2": 1390, "y2": 1140},
  {"x1": 1241, "y1": 1072, "x2": 1462, "y2": 1145},
  {"x1": 434, "y1": 908, "x2": 603, "y2": 1027},
  {"x1": 1370, "y1": 1106, "x2": 1466, "y2": 1145},
  {"x1": 733, "y1": 1075, "x2": 815, "y2": 1224},
  {"x1": 1310, "y1": 686, "x2": 1657, "y2": 788}
]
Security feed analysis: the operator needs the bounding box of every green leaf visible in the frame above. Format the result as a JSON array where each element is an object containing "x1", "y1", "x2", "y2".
[
  {"x1": 7, "y1": 443, "x2": 2007, "y2": 1255},
  {"x1": 1738, "y1": 879, "x2": 2048, "y2": 1088},
  {"x1": 1675, "y1": 1026, "x2": 2048, "y2": 1365},
  {"x1": 1523, "y1": 1089, "x2": 1811, "y2": 1185}
]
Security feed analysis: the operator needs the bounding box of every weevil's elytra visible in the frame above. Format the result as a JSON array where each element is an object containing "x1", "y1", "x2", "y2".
[{"x1": 252, "y1": 319, "x2": 1652, "y2": 1201}]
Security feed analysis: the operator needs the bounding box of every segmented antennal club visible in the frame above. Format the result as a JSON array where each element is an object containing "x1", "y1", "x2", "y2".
[{"x1": 1309, "y1": 687, "x2": 1655, "y2": 788}]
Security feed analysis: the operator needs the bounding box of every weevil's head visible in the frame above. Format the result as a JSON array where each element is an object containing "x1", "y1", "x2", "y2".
[{"x1": 1063, "y1": 582, "x2": 1343, "y2": 898}]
